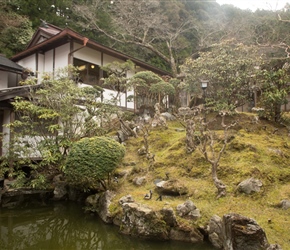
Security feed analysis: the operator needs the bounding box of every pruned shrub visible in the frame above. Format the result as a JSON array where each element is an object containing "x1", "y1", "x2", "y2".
[{"x1": 65, "y1": 136, "x2": 125, "y2": 190}]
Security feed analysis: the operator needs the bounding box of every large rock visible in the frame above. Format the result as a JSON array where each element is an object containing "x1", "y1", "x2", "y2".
[
  {"x1": 207, "y1": 213, "x2": 282, "y2": 250},
  {"x1": 207, "y1": 215, "x2": 224, "y2": 249},
  {"x1": 133, "y1": 176, "x2": 146, "y2": 186},
  {"x1": 169, "y1": 226, "x2": 204, "y2": 243},
  {"x1": 119, "y1": 194, "x2": 135, "y2": 205},
  {"x1": 117, "y1": 130, "x2": 128, "y2": 143},
  {"x1": 223, "y1": 213, "x2": 280, "y2": 250},
  {"x1": 67, "y1": 186, "x2": 88, "y2": 202},
  {"x1": 155, "y1": 180, "x2": 188, "y2": 196},
  {"x1": 1, "y1": 189, "x2": 53, "y2": 208},
  {"x1": 161, "y1": 112, "x2": 176, "y2": 121},
  {"x1": 97, "y1": 190, "x2": 116, "y2": 223},
  {"x1": 52, "y1": 174, "x2": 68, "y2": 200},
  {"x1": 160, "y1": 207, "x2": 178, "y2": 227},
  {"x1": 53, "y1": 182, "x2": 68, "y2": 200},
  {"x1": 237, "y1": 178, "x2": 263, "y2": 194},
  {"x1": 120, "y1": 202, "x2": 168, "y2": 240},
  {"x1": 85, "y1": 190, "x2": 115, "y2": 224},
  {"x1": 86, "y1": 193, "x2": 101, "y2": 208},
  {"x1": 176, "y1": 200, "x2": 201, "y2": 220},
  {"x1": 280, "y1": 200, "x2": 290, "y2": 210}
]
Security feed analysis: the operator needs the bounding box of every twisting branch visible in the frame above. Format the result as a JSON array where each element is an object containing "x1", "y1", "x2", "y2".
[{"x1": 185, "y1": 109, "x2": 237, "y2": 198}]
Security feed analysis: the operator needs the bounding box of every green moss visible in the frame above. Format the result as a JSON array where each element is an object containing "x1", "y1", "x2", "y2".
[
  {"x1": 108, "y1": 202, "x2": 122, "y2": 217},
  {"x1": 108, "y1": 114, "x2": 290, "y2": 248}
]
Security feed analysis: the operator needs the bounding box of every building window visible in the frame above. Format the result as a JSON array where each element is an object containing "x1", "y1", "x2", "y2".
[
  {"x1": 73, "y1": 58, "x2": 101, "y2": 86},
  {"x1": 73, "y1": 58, "x2": 123, "y2": 92}
]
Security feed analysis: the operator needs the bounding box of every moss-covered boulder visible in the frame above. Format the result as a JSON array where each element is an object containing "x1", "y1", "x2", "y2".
[{"x1": 120, "y1": 202, "x2": 169, "y2": 240}]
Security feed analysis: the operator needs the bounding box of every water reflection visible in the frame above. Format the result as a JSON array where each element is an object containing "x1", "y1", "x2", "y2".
[{"x1": 0, "y1": 202, "x2": 214, "y2": 250}]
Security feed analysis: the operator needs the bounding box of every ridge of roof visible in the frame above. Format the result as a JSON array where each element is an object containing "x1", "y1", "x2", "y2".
[{"x1": 26, "y1": 23, "x2": 63, "y2": 49}]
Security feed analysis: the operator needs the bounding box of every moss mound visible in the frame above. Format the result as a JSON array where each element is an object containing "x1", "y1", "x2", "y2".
[{"x1": 110, "y1": 112, "x2": 290, "y2": 248}]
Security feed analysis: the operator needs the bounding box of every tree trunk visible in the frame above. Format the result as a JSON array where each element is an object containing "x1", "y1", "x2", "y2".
[
  {"x1": 212, "y1": 162, "x2": 226, "y2": 198},
  {"x1": 274, "y1": 104, "x2": 281, "y2": 122}
]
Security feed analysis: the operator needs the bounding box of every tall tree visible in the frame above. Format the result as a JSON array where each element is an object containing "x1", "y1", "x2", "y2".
[
  {"x1": 256, "y1": 59, "x2": 290, "y2": 122},
  {"x1": 72, "y1": 0, "x2": 198, "y2": 76},
  {"x1": 101, "y1": 60, "x2": 135, "y2": 104},
  {"x1": 0, "y1": 0, "x2": 33, "y2": 57},
  {"x1": 181, "y1": 40, "x2": 263, "y2": 112},
  {"x1": 129, "y1": 71, "x2": 174, "y2": 111},
  {"x1": 184, "y1": 111, "x2": 237, "y2": 198},
  {"x1": 9, "y1": 0, "x2": 74, "y2": 29}
]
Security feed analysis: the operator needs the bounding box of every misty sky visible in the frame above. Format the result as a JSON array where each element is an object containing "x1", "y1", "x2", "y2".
[{"x1": 216, "y1": 0, "x2": 289, "y2": 11}]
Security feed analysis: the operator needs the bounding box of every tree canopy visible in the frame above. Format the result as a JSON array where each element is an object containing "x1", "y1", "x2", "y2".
[
  {"x1": 129, "y1": 71, "x2": 175, "y2": 110},
  {"x1": 0, "y1": 1, "x2": 33, "y2": 57},
  {"x1": 256, "y1": 59, "x2": 290, "y2": 122},
  {"x1": 3, "y1": 66, "x2": 108, "y2": 186},
  {"x1": 180, "y1": 40, "x2": 263, "y2": 112}
]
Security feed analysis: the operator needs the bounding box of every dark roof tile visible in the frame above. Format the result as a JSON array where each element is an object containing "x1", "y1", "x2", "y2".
[{"x1": 0, "y1": 55, "x2": 23, "y2": 72}]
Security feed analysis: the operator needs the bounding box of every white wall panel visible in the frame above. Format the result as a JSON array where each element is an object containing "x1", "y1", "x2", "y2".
[
  {"x1": 103, "y1": 54, "x2": 123, "y2": 65},
  {"x1": 0, "y1": 71, "x2": 8, "y2": 89},
  {"x1": 2, "y1": 110, "x2": 10, "y2": 155},
  {"x1": 55, "y1": 43, "x2": 70, "y2": 70},
  {"x1": 17, "y1": 54, "x2": 36, "y2": 72},
  {"x1": 44, "y1": 50, "x2": 54, "y2": 73},
  {"x1": 74, "y1": 45, "x2": 102, "y2": 66},
  {"x1": 37, "y1": 53, "x2": 45, "y2": 83}
]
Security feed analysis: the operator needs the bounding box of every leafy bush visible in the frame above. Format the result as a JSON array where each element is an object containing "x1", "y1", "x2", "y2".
[{"x1": 64, "y1": 136, "x2": 125, "y2": 190}]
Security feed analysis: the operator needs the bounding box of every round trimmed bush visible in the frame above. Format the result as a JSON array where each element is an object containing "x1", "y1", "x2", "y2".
[{"x1": 65, "y1": 136, "x2": 125, "y2": 189}]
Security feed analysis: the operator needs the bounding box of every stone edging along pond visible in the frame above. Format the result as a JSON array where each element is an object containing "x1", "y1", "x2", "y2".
[{"x1": 0, "y1": 180, "x2": 283, "y2": 250}]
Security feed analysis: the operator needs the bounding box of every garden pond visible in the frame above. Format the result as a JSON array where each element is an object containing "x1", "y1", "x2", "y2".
[{"x1": 0, "y1": 201, "x2": 215, "y2": 250}]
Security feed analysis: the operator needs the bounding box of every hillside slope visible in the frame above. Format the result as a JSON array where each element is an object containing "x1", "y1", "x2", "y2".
[{"x1": 111, "y1": 112, "x2": 290, "y2": 248}]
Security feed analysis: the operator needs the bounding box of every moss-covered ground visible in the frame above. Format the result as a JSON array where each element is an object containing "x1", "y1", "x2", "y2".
[{"x1": 110, "y1": 112, "x2": 290, "y2": 248}]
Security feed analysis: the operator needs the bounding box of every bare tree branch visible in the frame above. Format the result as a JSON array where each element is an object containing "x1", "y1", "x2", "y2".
[{"x1": 72, "y1": 0, "x2": 197, "y2": 76}]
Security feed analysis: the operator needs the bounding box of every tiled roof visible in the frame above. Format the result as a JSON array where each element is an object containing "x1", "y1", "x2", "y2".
[
  {"x1": 0, "y1": 55, "x2": 23, "y2": 72},
  {"x1": 39, "y1": 25, "x2": 61, "y2": 36},
  {"x1": 11, "y1": 23, "x2": 171, "y2": 76},
  {"x1": 26, "y1": 22, "x2": 62, "y2": 48}
]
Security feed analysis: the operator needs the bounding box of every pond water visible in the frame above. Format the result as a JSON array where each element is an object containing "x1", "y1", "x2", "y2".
[{"x1": 0, "y1": 202, "x2": 215, "y2": 250}]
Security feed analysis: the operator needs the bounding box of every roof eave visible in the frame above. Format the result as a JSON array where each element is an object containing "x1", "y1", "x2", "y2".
[{"x1": 11, "y1": 28, "x2": 172, "y2": 76}]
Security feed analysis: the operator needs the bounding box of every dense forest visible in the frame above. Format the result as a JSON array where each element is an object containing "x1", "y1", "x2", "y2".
[{"x1": 1, "y1": 0, "x2": 290, "y2": 71}]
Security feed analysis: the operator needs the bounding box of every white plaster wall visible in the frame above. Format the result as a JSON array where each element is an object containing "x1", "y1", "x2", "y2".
[
  {"x1": 120, "y1": 93, "x2": 126, "y2": 107},
  {"x1": 55, "y1": 43, "x2": 70, "y2": 70},
  {"x1": 2, "y1": 110, "x2": 10, "y2": 155},
  {"x1": 37, "y1": 53, "x2": 45, "y2": 83},
  {"x1": 74, "y1": 45, "x2": 102, "y2": 65},
  {"x1": 126, "y1": 70, "x2": 135, "y2": 109},
  {"x1": 126, "y1": 89, "x2": 135, "y2": 109},
  {"x1": 103, "y1": 54, "x2": 123, "y2": 65},
  {"x1": 44, "y1": 50, "x2": 54, "y2": 73},
  {"x1": 17, "y1": 54, "x2": 36, "y2": 72},
  {"x1": 0, "y1": 71, "x2": 8, "y2": 89},
  {"x1": 101, "y1": 88, "x2": 134, "y2": 109},
  {"x1": 103, "y1": 89, "x2": 121, "y2": 106}
]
